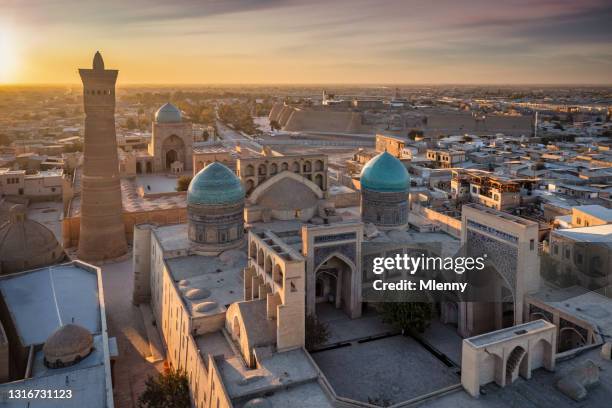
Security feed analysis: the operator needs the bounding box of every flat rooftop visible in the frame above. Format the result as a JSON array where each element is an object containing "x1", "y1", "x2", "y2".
[
  {"x1": 464, "y1": 203, "x2": 539, "y2": 227},
  {"x1": 238, "y1": 380, "x2": 334, "y2": 408},
  {"x1": 0, "y1": 263, "x2": 101, "y2": 346},
  {"x1": 554, "y1": 224, "x2": 612, "y2": 243},
  {"x1": 154, "y1": 223, "x2": 190, "y2": 252},
  {"x1": 529, "y1": 286, "x2": 612, "y2": 339},
  {"x1": 465, "y1": 320, "x2": 553, "y2": 348},
  {"x1": 166, "y1": 253, "x2": 246, "y2": 316},
  {"x1": 217, "y1": 348, "x2": 320, "y2": 400},
  {"x1": 195, "y1": 331, "x2": 234, "y2": 360}
]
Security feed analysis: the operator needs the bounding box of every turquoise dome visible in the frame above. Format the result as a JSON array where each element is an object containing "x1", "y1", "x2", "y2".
[
  {"x1": 360, "y1": 151, "x2": 410, "y2": 192},
  {"x1": 188, "y1": 162, "x2": 245, "y2": 205},
  {"x1": 155, "y1": 103, "x2": 182, "y2": 123}
]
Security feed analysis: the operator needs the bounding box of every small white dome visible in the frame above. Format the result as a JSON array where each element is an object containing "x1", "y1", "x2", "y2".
[
  {"x1": 185, "y1": 288, "x2": 211, "y2": 300},
  {"x1": 244, "y1": 398, "x2": 272, "y2": 408},
  {"x1": 193, "y1": 301, "x2": 218, "y2": 313}
]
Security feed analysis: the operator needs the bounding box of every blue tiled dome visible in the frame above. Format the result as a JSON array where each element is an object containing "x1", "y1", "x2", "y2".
[
  {"x1": 187, "y1": 162, "x2": 245, "y2": 205},
  {"x1": 155, "y1": 103, "x2": 182, "y2": 123},
  {"x1": 360, "y1": 151, "x2": 410, "y2": 192}
]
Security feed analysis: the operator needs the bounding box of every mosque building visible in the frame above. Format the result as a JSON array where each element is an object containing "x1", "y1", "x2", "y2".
[
  {"x1": 131, "y1": 140, "x2": 600, "y2": 407},
  {"x1": 145, "y1": 103, "x2": 194, "y2": 174}
]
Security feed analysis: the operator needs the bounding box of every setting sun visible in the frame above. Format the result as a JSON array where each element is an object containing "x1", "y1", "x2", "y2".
[{"x1": 0, "y1": 24, "x2": 19, "y2": 83}]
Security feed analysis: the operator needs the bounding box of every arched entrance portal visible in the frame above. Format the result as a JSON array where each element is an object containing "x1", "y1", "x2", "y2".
[
  {"x1": 165, "y1": 149, "x2": 178, "y2": 169},
  {"x1": 162, "y1": 134, "x2": 185, "y2": 171},
  {"x1": 314, "y1": 255, "x2": 355, "y2": 318}
]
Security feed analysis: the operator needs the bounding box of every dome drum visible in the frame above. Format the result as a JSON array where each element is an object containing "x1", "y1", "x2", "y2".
[
  {"x1": 361, "y1": 189, "x2": 409, "y2": 229},
  {"x1": 187, "y1": 162, "x2": 245, "y2": 252}
]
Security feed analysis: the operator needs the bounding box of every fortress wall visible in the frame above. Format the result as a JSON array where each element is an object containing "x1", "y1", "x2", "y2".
[
  {"x1": 268, "y1": 102, "x2": 284, "y2": 122},
  {"x1": 270, "y1": 103, "x2": 370, "y2": 133},
  {"x1": 278, "y1": 105, "x2": 294, "y2": 127},
  {"x1": 283, "y1": 109, "x2": 368, "y2": 133}
]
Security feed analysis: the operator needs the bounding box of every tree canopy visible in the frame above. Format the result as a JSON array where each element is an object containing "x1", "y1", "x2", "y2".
[
  {"x1": 380, "y1": 302, "x2": 432, "y2": 334},
  {"x1": 138, "y1": 367, "x2": 190, "y2": 408}
]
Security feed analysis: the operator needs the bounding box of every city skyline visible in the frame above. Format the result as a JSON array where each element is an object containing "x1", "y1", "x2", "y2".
[{"x1": 2, "y1": 0, "x2": 612, "y2": 85}]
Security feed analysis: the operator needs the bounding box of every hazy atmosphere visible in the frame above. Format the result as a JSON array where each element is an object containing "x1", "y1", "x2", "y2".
[{"x1": 2, "y1": 0, "x2": 612, "y2": 84}]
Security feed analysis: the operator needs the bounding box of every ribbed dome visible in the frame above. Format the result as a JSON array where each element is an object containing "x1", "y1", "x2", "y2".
[
  {"x1": 188, "y1": 162, "x2": 245, "y2": 205},
  {"x1": 360, "y1": 151, "x2": 410, "y2": 192},
  {"x1": 0, "y1": 205, "x2": 64, "y2": 275},
  {"x1": 43, "y1": 324, "x2": 93, "y2": 368},
  {"x1": 155, "y1": 102, "x2": 182, "y2": 123}
]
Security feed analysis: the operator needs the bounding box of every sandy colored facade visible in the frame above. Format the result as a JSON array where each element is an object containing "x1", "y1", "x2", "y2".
[
  {"x1": 461, "y1": 320, "x2": 556, "y2": 397},
  {"x1": 193, "y1": 145, "x2": 234, "y2": 174},
  {"x1": 77, "y1": 52, "x2": 127, "y2": 261},
  {"x1": 459, "y1": 204, "x2": 540, "y2": 337},
  {"x1": 375, "y1": 134, "x2": 407, "y2": 158}
]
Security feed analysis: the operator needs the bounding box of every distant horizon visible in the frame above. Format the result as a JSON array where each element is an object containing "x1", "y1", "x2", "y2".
[
  {"x1": 2, "y1": 0, "x2": 611, "y2": 85},
  {"x1": 2, "y1": 82, "x2": 612, "y2": 88}
]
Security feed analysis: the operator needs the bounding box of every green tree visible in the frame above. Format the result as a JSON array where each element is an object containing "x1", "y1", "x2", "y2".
[
  {"x1": 305, "y1": 314, "x2": 329, "y2": 351},
  {"x1": 380, "y1": 302, "x2": 432, "y2": 334},
  {"x1": 176, "y1": 176, "x2": 193, "y2": 192},
  {"x1": 138, "y1": 367, "x2": 190, "y2": 408}
]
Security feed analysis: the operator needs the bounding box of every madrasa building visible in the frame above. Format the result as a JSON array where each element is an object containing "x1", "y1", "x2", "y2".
[{"x1": 130, "y1": 147, "x2": 602, "y2": 408}]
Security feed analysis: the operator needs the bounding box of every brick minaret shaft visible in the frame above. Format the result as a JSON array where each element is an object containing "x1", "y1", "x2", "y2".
[{"x1": 77, "y1": 51, "x2": 127, "y2": 261}]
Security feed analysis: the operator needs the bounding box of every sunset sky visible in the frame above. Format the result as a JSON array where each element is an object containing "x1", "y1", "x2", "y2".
[{"x1": 1, "y1": 0, "x2": 611, "y2": 85}]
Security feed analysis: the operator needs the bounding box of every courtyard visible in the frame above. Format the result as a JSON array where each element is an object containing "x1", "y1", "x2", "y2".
[
  {"x1": 312, "y1": 304, "x2": 461, "y2": 405},
  {"x1": 135, "y1": 173, "x2": 189, "y2": 195}
]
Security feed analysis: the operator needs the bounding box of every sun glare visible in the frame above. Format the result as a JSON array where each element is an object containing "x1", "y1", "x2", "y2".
[{"x1": 0, "y1": 25, "x2": 19, "y2": 83}]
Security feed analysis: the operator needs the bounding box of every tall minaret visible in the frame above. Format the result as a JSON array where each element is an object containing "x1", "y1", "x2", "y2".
[{"x1": 77, "y1": 51, "x2": 127, "y2": 261}]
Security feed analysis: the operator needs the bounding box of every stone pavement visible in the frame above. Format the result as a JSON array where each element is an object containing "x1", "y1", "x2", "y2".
[
  {"x1": 418, "y1": 319, "x2": 463, "y2": 366},
  {"x1": 101, "y1": 258, "x2": 165, "y2": 408}
]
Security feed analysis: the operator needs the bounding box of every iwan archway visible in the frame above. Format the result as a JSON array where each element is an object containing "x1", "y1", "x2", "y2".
[{"x1": 314, "y1": 253, "x2": 357, "y2": 318}]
